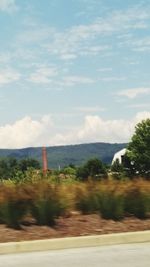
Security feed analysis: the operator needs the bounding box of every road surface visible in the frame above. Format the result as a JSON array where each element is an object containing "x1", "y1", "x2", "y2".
[{"x1": 0, "y1": 242, "x2": 150, "y2": 267}]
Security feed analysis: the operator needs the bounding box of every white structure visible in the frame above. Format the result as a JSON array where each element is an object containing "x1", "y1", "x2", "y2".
[{"x1": 112, "y1": 148, "x2": 127, "y2": 164}]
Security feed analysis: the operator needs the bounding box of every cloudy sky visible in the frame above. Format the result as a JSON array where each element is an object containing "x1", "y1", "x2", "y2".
[{"x1": 0, "y1": 0, "x2": 150, "y2": 148}]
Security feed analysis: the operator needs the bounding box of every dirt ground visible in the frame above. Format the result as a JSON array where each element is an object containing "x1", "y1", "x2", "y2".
[{"x1": 0, "y1": 213, "x2": 150, "y2": 243}]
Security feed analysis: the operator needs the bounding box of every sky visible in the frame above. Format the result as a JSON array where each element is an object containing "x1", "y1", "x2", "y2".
[{"x1": 0, "y1": 0, "x2": 150, "y2": 148}]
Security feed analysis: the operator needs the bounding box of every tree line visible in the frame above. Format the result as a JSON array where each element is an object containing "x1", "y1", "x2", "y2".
[
  {"x1": 0, "y1": 158, "x2": 40, "y2": 180},
  {"x1": 111, "y1": 118, "x2": 150, "y2": 179},
  {"x1": 61, "y1": 118, "x2": 150, "y2": 180},
  {"x1": 0, "y1": 118, "x2": 149, "y2": 181}
]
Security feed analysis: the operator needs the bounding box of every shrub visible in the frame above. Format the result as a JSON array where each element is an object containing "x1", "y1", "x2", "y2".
[
  {"x1": 30, "y1": 184, "x2": 66, "y2": 226},
  {"x1": 98, "y1": 191, "x2": 125, "y2": 220},
  {"x1": 76, "y1": 190, "x2": 99, "y2": 214},
  {"x1": 125, "y1": 188, "x2": 149, "y2": 219},
  {"x1": 0, "y1": 186, "x2": 29, "y2": 229},
  {"x1": 74, "y1": 181, "x2": 100, "y2": 214},
  {"x1": 77, "y1": 158, "x2": 107, "y2": 181},
  {"x1": 1, "y1": 200, "x2": 27, "y2": 229}
]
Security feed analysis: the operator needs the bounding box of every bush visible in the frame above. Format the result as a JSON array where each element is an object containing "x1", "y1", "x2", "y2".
[
  {"x1": 76, "y1": 190, "x2": 99, "y2": 214},
  {"x1": 0, "y1": 179, "x2": 149, "y2": 229},
  {"x1": 62, "y1": 166, "x2": 77, "y2": 176},
  {"x1": 77, "y1": 158, "x2": 107, "y2": 181},
  {"x1": 98, "y1": 191, "x2": 125, "y2": 221},
  {"x1": 0, "y1": 186, "x2": 29, "y2": 229},
  {"x1": 125, "y1": 188, "x2": 149, "y2": 219},
  {"x1": 30, "y1": 184, "x2": 66, "y2": 226},
  {"x1": 1, "y1": 200, "x2": 28, "y2": 229}
]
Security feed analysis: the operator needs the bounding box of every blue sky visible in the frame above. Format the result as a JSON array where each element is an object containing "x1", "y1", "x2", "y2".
[{"x1": 0, "y1": 0, "x2": 150, "y2": 148}]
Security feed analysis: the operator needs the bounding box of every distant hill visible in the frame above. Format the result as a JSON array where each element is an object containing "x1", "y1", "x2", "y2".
[{"x1": 0, "y1": 142, "x2": 127, "y2": 169}]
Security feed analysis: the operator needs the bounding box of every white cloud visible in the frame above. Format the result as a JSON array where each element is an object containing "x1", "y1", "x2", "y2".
[
  {"x1": 100, "y1": 77, "x2": 126, "y2": 82},
  {"x1": 50, "y1": 112, "x2": 150, "y2": 145},
  {"x1": 117, "y1": 88, "x2": 150, "y2": 99},
  {"x1": 46, "y1": 34, "x2": 111, "y2": 60},
  {"x1": 62, "y1": 75, "x2": 94, "y2": 86},
  {"x1": 0, "y1": 0, "x2": 18, "y2": 12},
  {"x1": 17, "y1": 26, "x2": 55, "y2": 44},
  {"x1": 133, "y1": 37, "x2": 150, "y2": 52},
  {"x1": 0, "y1": 115, "x2": 53, "y2": 148},
  {"x1": 0, "y1": 69, "x2": 20, "y2": 85},
  {"x1": 8, "y1": 4, "x2": 150, "y2": 71},
  {"x1": 29, "y1": 67, "x2": 58, "y2": 84},
  {"x1": 80, "y1": 45, "x2": 111, "y2": 56},
  {"x1": 60, "y1": 54, "x2": 77, "y2": 60},
  {"x1": 74, "y1": 106, "x2": 105, "y2": 113},
  {"x1": 0, "y1": 52, "x2": 12, "y2": 64},
  {"x1": 129, "y1": 61, "x2": 139, "y2": 65},
  {"x1": 128, "y1": 103, "x2": 150, "y2": 109},
  {"x1": 1, "y1": 112, "x2": 150, "y2": 148},
  {"x1": 48, "y1": 110, "x2": 144, "y2": 144},
  {"x1": 75, "y1": 116, "x2": 132, "y2": 143},
  {"x1": 54, "y1": 75, "x2": 94, "y2": 88},
  {"x1": 97, "y1": 68, "x2": 112, "y2": 72},
  {"x1": 29, "y1": 70, "x2": 94, "y2": 87},
  {"x1": 123, "y1": 37, "x2": 150, "y2": 52},
  {"x1": 43, "y1": 5, "x2": 150, "y2": 60},
  {"x1": 134, "y1": 111, "x2": 150, "y2": 124}
]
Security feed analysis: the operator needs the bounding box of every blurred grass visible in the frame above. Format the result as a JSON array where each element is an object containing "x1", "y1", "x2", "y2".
[{"x1": 0, "y1": 174, "x2": 150, "y2": 228}]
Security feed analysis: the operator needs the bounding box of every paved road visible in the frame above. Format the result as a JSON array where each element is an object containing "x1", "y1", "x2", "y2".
[{"x1": 0, "y1": 242, "x2": 150, "y2": 267}]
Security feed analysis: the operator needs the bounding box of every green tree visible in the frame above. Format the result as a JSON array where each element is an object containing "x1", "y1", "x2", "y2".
[
  {"x1": 19, "y1": 158, "x2": 40, "y2": 172},
  {"x1": 0, "y1": 157, "x2": 40, "y2": 180},
  {"x1": 77, "y1": 158, "x2": 107, "y2": 180},
  {"x1": 62, "y1": 166, "x2": 77, "y2": 176},
  {"x1": 0, "y1": 159, "x2": 9, "y2": 179},
  {"x1": 125, "y1": 118, "x2": 150, "y2": 178}
]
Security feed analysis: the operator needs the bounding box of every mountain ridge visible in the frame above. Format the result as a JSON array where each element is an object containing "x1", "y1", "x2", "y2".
[{"x1": 0, "y1": 142, "x2": 127, "y2": 168}]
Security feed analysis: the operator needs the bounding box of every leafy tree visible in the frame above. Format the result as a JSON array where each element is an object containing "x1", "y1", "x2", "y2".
[
  {"x1": 19, "y1": 158, "x2": 40, "y2": 172},
  {"x1": 125, "y1": 119, "x2": 150, "y2": 178},
  {"x1": 62, "y1": 166, "x2": 77, "y2": 176},
  {"x1": 77, "y1": 158, "x2": 107, "y2": 180},
  {"x1": 0, "y1": 159, "x2": 9, "y2": 179},
  {"x1": 0, "y1": 157, "x2": 40, "y2": 180}
]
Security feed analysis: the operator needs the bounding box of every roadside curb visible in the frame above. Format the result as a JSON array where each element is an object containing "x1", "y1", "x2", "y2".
[{"x1": 0, "y1": 231, "x2": 150, "y2": 255}]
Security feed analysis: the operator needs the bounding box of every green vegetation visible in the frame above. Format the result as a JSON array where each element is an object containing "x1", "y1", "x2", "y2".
[
  {"x1": 0, "y1": 185, "x2": 31, "y2": 229},
  {"x1": 0, "y1": 142, "x2": 126, "y2": 168},
  {"x1": 0, "y1": 119, "x2": 149, "y2": 229},
  {"x1": 97, "y1": 192, "x2": 125, "y2": 220},
  {"x1": 125, "y1": 119, "x2": 150, "y2": 178},
  {"x1": 75, "y1": 183, "x2": 100, "y2": 214},
  {"x1": 124, "y1": 187, "x2": 150, "y2": 219},
  {"x1": 75, "y1": 180, "x2": 150, "y2": 221},
  {"x1": 110, "y1": 119, "x2": 150, "y2": 179},
  {"x1": 77, "y1": 158, "x2": 107, "y2": 180},
  {"x1": 0, "y1": 158, "x2": 40, "y2": 180},
  {"x1": 30, "y1": 183, "x2": 66, "y2": 226},
  {"x1": 111, "y1": 158, "x2": 124, "y2": 173},
  {"x1": 0, "y1": 175, "x2": 149, "y2": 229}
]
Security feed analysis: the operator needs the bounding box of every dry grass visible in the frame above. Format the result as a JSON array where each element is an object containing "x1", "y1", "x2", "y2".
[{"x1": 0, "y1": 178, "x2": 149, "y2": 228}]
